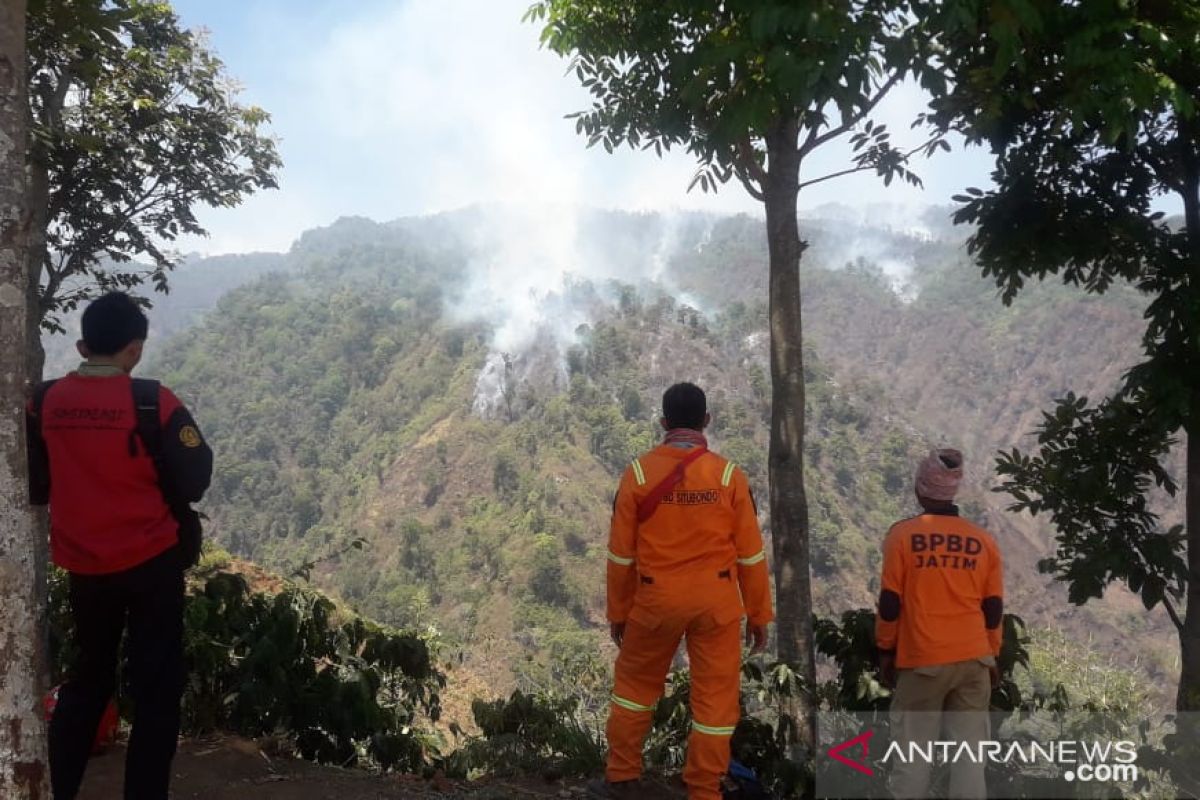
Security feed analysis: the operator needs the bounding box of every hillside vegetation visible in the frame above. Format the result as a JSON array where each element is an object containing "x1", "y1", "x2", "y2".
[{"x1": 134, "y1": 208, "x2": 1174, "y2": 696}]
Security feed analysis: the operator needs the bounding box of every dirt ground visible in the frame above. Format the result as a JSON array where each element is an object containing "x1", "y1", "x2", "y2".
[{"x1": 76, "y1": 738, "x2": 593, "y2": 799}]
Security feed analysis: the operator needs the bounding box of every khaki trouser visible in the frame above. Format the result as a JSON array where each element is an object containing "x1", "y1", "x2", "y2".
[{"x1": 889, "y1": 658, "x2": 992, "y2": 800}]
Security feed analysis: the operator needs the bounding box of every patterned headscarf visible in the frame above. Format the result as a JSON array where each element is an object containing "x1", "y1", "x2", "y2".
[{"x1": 915, "y1": 448, "x2": 964, "y2": 502}]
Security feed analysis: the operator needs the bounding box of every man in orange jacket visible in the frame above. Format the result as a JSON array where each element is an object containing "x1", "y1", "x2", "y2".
[
  {"x1": 591, "y1": 382, "x2": 774, "y2": 800},
  {"x1": 875, "y1": 449, "x2": 1004, "y2": 799}
]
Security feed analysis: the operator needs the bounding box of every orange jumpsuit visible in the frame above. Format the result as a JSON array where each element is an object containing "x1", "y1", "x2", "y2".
[{"x1": 605, "y1": 443, "x2": 773, "y2": 800}]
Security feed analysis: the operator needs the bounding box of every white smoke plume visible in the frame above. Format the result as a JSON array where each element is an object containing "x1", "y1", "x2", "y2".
[
  {"x1": 447, "y1": 204, "x2": 721, "y2": 416},
  {"x1": 804, "y1": 202, "x2": 946, "y2": 294}
]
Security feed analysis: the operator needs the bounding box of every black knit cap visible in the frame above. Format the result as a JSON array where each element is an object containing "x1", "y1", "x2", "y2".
[
  {"x1": 662, "y1": 382, "x2": 706, "y2": 430},
  {"x1": 81, "y1": 292, "x2": 149, "y2": 356}
]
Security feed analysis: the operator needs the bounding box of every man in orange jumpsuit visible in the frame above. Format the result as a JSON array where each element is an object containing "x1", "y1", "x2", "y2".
[
  {"x1": 592, "y1": 382, "x2": 774, "y2": 800},
  {"x1": 875, "y1": 449, "x2": 1004, "y2": 799}
]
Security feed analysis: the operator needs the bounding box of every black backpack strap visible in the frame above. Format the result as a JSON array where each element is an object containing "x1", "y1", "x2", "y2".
[
  {"x1": 31, "y1": 379, "x2": 59, "y2": 425},
  {"x1": 131, "y1": 378, "x2": 172, "y2": 499},
  {"x1": 27, "y1": 379, "x2": 59, "y2": 505},
  {"x1": 131, "y1": 378, "x2": 202, "y2": 568}
]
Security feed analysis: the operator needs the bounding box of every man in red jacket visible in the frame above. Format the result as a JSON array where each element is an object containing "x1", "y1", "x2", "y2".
[{"x1": 27, "y1": 292, "x2": 212, "y2": 800}]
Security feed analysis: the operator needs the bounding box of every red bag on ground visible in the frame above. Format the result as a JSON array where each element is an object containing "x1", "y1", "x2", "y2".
[{"x1": 44, "y1": 685, "x2": 119, "y2": 754}]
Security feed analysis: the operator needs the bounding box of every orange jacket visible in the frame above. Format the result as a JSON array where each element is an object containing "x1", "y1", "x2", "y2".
[
  {"x1": 875, "y1": 509, "x2": 1004, "y2": 669},
  {"x1": 607, "y1": 444, "x2": 774, "y2": 626}
]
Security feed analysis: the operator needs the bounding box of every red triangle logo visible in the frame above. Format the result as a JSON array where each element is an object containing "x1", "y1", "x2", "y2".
[{"x1": 828, "y1": 729, "x2": 874, "y2": 776}]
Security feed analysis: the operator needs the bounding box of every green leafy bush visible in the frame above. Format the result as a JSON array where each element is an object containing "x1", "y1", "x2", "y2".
[
  {"x1": 449, "y1": 610, "x2": 1046, "y2": 798},
  {"x1": 182, "y1": 569, "x2": 444, "y2": 770},
  {"x1": 50, "y1": 558, "x2": 445, "y2": 773},
  {"x1": 447, "y1": 691, "x2": 606, "y2": 779}
]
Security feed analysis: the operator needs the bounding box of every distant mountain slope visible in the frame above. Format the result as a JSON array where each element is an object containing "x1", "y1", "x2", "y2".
[
  {"x1": 144, "y1": 216, "x2": 937, "y2": 689},
  {"x1": 664, "y1": 212, "x2": 1174, "y2": 678},
  {"x1": 143, "y1": 208, "x2": 1175, "y2": 692},
  {"x1": 41, "y1": 251, "x2": 293, "y2": 375}
]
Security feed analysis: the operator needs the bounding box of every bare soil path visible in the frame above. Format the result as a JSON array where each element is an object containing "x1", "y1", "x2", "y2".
[{"x1": 77, "y1": 738, "x2": 590, "y2": 799}]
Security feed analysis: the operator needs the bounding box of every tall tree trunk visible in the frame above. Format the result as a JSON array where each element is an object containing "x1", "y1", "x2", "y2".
[
  {"x1": 1, "y1": 1, "x2": 50, "y2": 797},
  {"x1": 23, "y1": 103, "x2": 51, "y2": 692},
  {"x1": 1176, "y1": 163, "x2": 1200, "y2": 712},
  {"x1": 1182, "y1": 416, "x2": 1200, "y2": 711},
  {"x1": 763, "y1": 120, "x2": 816, "y2": 756},
  {"x1": 23, "y1": 159, "x2": 46, "y2": 387}
]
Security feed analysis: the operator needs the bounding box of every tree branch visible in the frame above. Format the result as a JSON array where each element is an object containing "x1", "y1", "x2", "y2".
[
  {"x1": 735, "y1": 136, "x2": 768, "y2": 186},
  {"x1": 33, "y1": 65, "x2": 74, "y2": 131},
  {"x1": 1166, "y1": 596, "x2": 1186, "y2": 633},
  {"x1": 41, "y1": 262, "x2": 66, "y2": 313},
  {"x1": 797, "y1": 164, "x2": 872, "y2": 192},
  {"x1": 1140, "y1": 124, "x2": 1184, "y2": 196},
  {"x1": 799, "y1": 70, "x2": 904, "y2": 159},
  {"x1": 56, "y1": 173, "x2": 171, "y2": 289},
  {"x1": 736, "y1": 171, "x2": 766, "y2": 202},
  {"x1": 797, "y1": 135, "x2": 939, "y2": 192}
]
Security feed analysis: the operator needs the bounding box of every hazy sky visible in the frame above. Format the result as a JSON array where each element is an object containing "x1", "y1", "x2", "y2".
[{"x1": 171, "y1": 0, "x2": 998, "y2": 255}]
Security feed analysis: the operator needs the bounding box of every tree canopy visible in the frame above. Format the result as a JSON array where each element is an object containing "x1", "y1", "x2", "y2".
[
  {"x1": 526, "y1": 0, "x2": 942, "y2": 198},
  {"x1": 931, "y1": 0, "x2": 1200, "y2": 708},
  {"x1": 26, "y1": 0, "x2": 280, "y2": 332}
]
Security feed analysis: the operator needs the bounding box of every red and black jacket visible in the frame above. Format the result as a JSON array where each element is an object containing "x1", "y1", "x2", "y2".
[{"x1": 26, "y1": 371, "x2": 213, "y2": 575}]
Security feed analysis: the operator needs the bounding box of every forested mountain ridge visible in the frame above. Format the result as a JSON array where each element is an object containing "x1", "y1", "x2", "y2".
[
  {"x1": 42, "y1": 250, "x2": 294, "y2": 375},
  {"x1": 151, "y1": 272, "x2": 926, "y2": 690},
  {"x1": 127, "y1": 207, "x2": 1174, "y2": 695}
]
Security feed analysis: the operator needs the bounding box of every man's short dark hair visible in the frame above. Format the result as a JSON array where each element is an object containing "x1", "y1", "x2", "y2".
[
  {"x1": 662, "y1": 382, "x2": 706, "y2": 430},
  {"x1": 81, "y1": 292, "x2": 149, "y2": 355}
]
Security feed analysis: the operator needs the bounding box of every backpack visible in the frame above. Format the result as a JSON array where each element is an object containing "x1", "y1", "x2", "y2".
[
  {"x1": 721, "y1": 760, "x2": 772, "y2": 799},
  {"x1": 33, "y1": 378, "x2": 203, "y2": 568}
]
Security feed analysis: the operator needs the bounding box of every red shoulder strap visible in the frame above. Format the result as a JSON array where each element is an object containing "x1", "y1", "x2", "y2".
[{"x1": 636, "y1": 447, "x2": 708, "y2": 523}]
